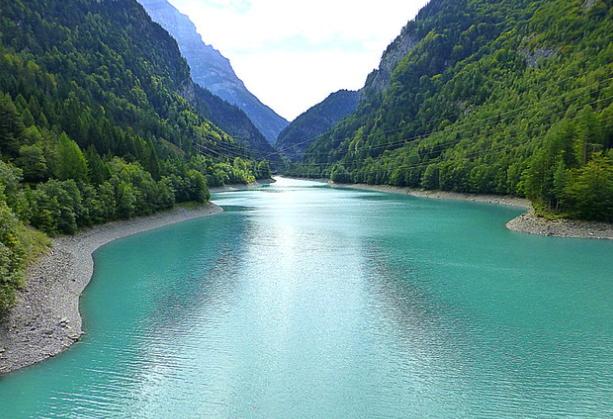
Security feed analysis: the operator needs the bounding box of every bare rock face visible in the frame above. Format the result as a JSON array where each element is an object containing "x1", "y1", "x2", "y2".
[
  {"x1": 520, "y1": 48, "x2": 558, "y2": 68},
  {"x1": 363, "y1": 26, "x2": 418, "y2": 96},
  {"x1": 137, "y1": 0, "x2": 288, "y2": 143},
  {"x1": 582, "y1": 0, "x2": 598, "y2": 9}
]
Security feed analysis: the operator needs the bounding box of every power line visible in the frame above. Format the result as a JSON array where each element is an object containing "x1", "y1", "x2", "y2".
[
  {"x1": 286, "y1": 94, "x2": 613, "y2": 179},
  {"x1": 289, "y1": 88, "x2": 613, "y2": 169},
  {"x1": 269, "y1": 72, "x2": 613, "y2": 160},
  {"x1": 190, "y1": 75, "x2": 612, "y2": 165},
  {"x1": 300, "y1": 77, "x2": 613, "y2": 161}
]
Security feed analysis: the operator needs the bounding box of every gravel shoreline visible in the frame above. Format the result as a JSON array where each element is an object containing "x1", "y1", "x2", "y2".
[
  {"x1": 333, "y1": 183, "x2": 613, "y2": 240},
  {"x1": 506, "y1": 210, "x2": 613, "y2": 240},
  {"x1": 0, "y1": 203, "x2": 223, "y2": 376}
]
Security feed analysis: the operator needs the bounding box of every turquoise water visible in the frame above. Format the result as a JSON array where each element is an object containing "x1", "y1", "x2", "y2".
[{"x1": 1, "y1": 177, "x2": 612, "y2": 417}]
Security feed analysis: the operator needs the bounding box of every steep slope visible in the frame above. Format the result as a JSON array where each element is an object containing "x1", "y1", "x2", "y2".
[
  {"x1": 138, "y1": 0, "x2": 288, "y2": 143},
  {"x1": 183, "y1": 79, "x2": 277, "y2": 161},
  {"x1": 0, "y1": 0, "x2": 271, "y2": 312},
  {"x1": 275, "y1": 21, "x2": 419, "y2": 161},
  {"x1": 362, "y1": 23, "x2": 419, "y2": 100},
  {"x1": 275, "y1": 90, "x2": 360, "y2": 160},
  {"x1": 300, "y1": 0, "x2": 613, "y2": 221}
]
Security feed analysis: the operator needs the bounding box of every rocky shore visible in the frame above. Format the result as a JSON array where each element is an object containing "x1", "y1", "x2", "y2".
[
  {"x1": 0, "y1": 203, "x2": 222, "y2": 375},
  {"x1": 506, "y1": 210, "x2": 613, "y2": 240},
  {"x1": 333, "y1": 182, "x2": 612, "y2": 240}
]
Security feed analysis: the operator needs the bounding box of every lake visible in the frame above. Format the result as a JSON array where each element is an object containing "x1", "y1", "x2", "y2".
[{"x1": 1, "y1": 177, "x2": 611, "y2": 417}]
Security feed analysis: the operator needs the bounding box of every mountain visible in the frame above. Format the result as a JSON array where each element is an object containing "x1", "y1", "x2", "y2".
[
  {"x1": 275, "y1": 25, "x2": 417, "y2": 161},
  {"x1": 298, "y1": 0, "x2": 613, "y2": 222},
  {"x1": 138, "y1": 0, "x2": 289, "y2": 143},
  {"x1": 183, "y1": 75, "x2": 277, "y2": 161},
  {"x1": 0, "y1": 0, "x2": 272, "y2": 312},
  {"x1": 363, "y1": 25, "x2": 418, "y2": 99},
  {"x1": 275, "y1": 90, "x2": 360, "y2": 160}
]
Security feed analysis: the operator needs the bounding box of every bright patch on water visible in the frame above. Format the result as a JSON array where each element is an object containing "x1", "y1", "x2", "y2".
[{"x1": 1, "y1": 178, "x2": 612, "y2": 417}]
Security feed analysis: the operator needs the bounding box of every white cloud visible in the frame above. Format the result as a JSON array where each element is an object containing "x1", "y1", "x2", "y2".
[{"x1": 170, "y1": 0, "x2": 429, "y2": 120}]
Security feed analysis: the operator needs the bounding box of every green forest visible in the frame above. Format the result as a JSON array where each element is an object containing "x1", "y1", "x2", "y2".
[
  {"x1": 2, "y1": 0, "x2": 612, "y2": 315},
  {"x1": 275, "y1": 90, "x2": 360, "y2": 160},
  {"x1": 0, "y1": 0, "x2": 272, "y2": 313},
  {"x1": 290, "y1": 0, "x2": 612, "y2": 222}
]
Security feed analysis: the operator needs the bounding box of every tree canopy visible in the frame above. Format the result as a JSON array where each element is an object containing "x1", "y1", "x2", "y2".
[
  {"x1": 293, "y1": 0, "x2": 613, "y2": 221},
  {"x1": 0, "y1": 0, "x2": 273, "y2": 314}
]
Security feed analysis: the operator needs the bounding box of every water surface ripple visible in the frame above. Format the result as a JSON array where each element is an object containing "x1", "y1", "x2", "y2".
[{"x1": 1, "y1": 178, "x2": 612, "y2": 417}]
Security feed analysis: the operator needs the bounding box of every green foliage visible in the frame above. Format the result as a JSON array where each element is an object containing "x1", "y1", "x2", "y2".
[
  {"x1": 0, "y1": 93, "x2": 24, "y2": 156},
  {"x1": 0, "y1": 190, "x2": 26, "y2": 315},
  {"x1": 29, "y1": 180, "x2": 81, "y2": 235},
  {"x1": 563, "y1": 154, "x2": 613, "y2": 221},
  {"x1": 523, "y1": 110, "x2": 613, "y2": 221},
  {"x1": 52, "y1": 134, "x2": 88, "y2": 182},
  {"x1": 186, "y1": 170, "x2": 209, "y2": 203},
  {"x1": 16, "y1": 144, "x2": 49, "y2": 182},
  {"x1": 200, "y1": 157, "x2": 258, "y2": 187},
  {"x1": 276, "y1": 90, "x2": 360, "y2": 160},
  {"x1": 0, "y1": 0, "x2": 265, "y2": 184},
  {"x1": 85, "y1": 147, "x2": 110, "y2": 185},
  {"x1": 0, "y1": 160, "x2": 23, "y2": 206},
  {"x1": 300, "y1": 0, "x2": 613, "y2": 221},
  {"x1": 191, "y1": 85, "x2": 278, "y2": 162},
  {"x1": 256, "y1": 161, "x2": 272, "y2": 180},
  {"x1": 157, "y1": 177, "x2": 176, "y2": 209},
  {"x1": 114, "y1": 181, "x2": 137, "y2": 219},
  {"x1": 0, "y1": 0, "x2": 272, "y2": 313},
  {"x1": 330, "y1": 164, "x2": 351, "y2": 184}
]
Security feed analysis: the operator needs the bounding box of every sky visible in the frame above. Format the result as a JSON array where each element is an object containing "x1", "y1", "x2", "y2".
[{"x1": 170, "y1": 0, "x2": 430, "y2": 120}]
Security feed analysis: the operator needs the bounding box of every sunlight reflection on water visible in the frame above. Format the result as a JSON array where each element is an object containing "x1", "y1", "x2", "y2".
[{"x1": 1, "y1": 178, "x2": 612, "y2": 417}]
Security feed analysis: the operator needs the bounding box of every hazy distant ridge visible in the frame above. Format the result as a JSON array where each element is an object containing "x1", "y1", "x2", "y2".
[{"x1": 138, "y1": 0, "x2": 288, "y2": 143}]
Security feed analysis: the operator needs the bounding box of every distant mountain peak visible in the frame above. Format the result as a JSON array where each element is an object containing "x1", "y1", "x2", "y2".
[
  {"x1": 276, "y1": 90, "x2": 360, "y2": 160},
  {"x1": 273, "y1": 20, "x2": 418, "y2": 161},
  {"x1": 138, "y1": 0, "x2": 288, "y2": 143}
]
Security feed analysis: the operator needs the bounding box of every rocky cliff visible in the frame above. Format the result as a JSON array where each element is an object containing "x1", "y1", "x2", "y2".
[{"x1": 138, "y1": 0, "x2": 288, "y2": 143}]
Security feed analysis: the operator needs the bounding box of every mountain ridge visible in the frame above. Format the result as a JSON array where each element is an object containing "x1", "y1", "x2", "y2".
[
  {"x1": 138, "y1": 0, "x2": 288, "y2": 143},
  {"x1": 275, "y1": 23, "x2": 419, "y2": 161},
  {"x1": 275, "y1": 90, "x2": 360, "y2": 160},
  {"x1": 0, "y1": 0, "x2": 273, "y2": 312},
  {"x1": 297, "y1": 0, "x2": 613, "y2": 222}
]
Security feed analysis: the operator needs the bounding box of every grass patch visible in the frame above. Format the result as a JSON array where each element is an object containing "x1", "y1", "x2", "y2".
[
  {"x1": 18, "y1": 225, "x2": 51, "y2": 267},
  {"x1": 533, "y1": 205, "x2": 570, "y2": 221}
]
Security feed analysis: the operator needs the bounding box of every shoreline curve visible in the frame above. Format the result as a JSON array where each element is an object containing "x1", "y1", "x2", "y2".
[
  {"x1": 329, "y1": 182, "x2": 613, "y2": 240},
  {"x1": 0, "y1": 203, "x2": 223, "y2": 376}
]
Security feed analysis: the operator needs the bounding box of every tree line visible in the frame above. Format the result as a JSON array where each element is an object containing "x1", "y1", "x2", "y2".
[
  {"x1": 293, "y1": 0, "x2": 612, "y2": 222},
  {"x1": 0, "y1": 0, "x2": 272, "y2": 314}
]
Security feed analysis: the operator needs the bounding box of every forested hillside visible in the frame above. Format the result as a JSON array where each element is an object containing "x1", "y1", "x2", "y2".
[
  {"x1": 186, "y1": 82, "x2": 279, "y2": 163},
  {"x1": 275, "y1": 90, "x2": 360, "y2": 160},
  {"x1": 0, "y1": 0, "x2": 272, "y2": 313},
  {"x1": 137, "y1": 0, "x2": 279, "y2": 156},
  {"x1": 138, "y1": 0, "x2": 289, "y2": 143},
  {"x1": 295, "y1": 0, "x2": 613, "y2": 221}
]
